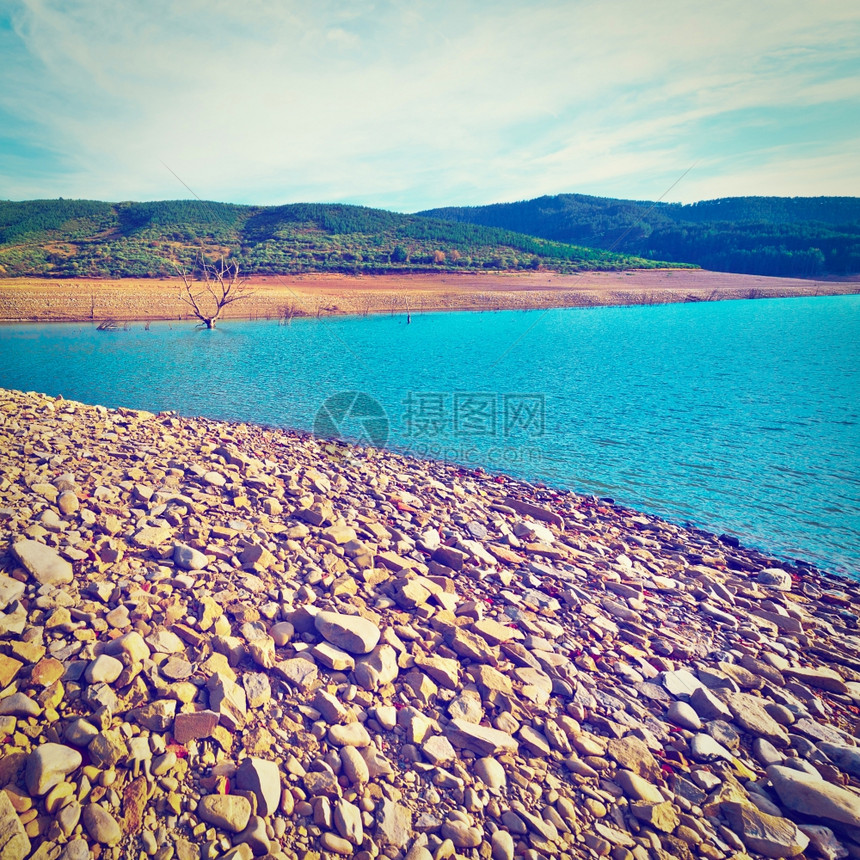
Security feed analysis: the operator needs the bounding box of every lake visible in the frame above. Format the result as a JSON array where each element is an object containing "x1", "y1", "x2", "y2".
[{"x1": 1, "y1": 295, "x2": 858, "y2": 576}]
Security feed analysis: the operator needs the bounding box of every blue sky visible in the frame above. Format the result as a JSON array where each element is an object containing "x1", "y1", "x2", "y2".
[{"x1": 1, "y1": 0, "x2": 858, "y2": 210}]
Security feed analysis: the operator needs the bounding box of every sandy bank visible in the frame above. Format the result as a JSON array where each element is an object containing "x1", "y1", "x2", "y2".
[
  {"x1": 0, "y1": 386, "x2": 859, "y2": 860},
  {"x1": 0, "y1": 269, "x2": 858, "y2": 323}
]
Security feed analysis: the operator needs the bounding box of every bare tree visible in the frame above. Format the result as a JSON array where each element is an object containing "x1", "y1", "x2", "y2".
[{"x1": 176, "y1": 253, "x2": 252, "y2": 329}]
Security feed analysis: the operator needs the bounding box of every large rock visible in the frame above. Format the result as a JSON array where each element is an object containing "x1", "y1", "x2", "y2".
[
  {"x1": 82, "y1": 804, "x2": 122, "y2": 845},
  {"x1": 691, "y1": 733, "x2": 733, "y2": 763},
  {"x1": 0, "y1": 574, "x2": 25, "y2": 612},
  {"x1": 492, "y1": 830, "x2": 515, "y2": 860},
  {"x1": 355, "y1": 644, "x2": 399, "y2": 691},
  {"x1": 11, "y1": 540, "x2": 73, "y2": 586},
  {"x1": 314, "y1": 611, "x2": 381, "y2": 655},
  {"x1": 0, "y1": 692, "x2": 40, "y2": 717},
  {"x1": 334, "y1": 798, "x2": 364, "y2": 845},
  {"x1": 0, "y1": 607, "x2": 26, "y2": 641},
  {"x1": 660, "y1": 669, "x2": 704, "y2": 698},
  {"x1": 25, "y1": 743, "x2": 82, "y2": 795},
  {"x1": 312, "y1": 641, "x2": 354, "y2": 671},
  {"x1": 667, "y1": 700, "x2": 702, "y2": 731},
  {"x1": 207, "y1": 672, "x2": 247, "y2": 731},
  {"x1": 235, "y1": 757, "x2": 281, "y2": 817},
  {"x1": 376, "y1": 797, "x2": 412, "y2": 849},
  {"x1": 340, "y1": 746, "x2": 371, "y2": 785},
  {"x1": 445, "y1": 718, "x2": 519, "y2": 756},
  {"x1": 0, "y1": 790, "x2": 30, "y2": 860},
  {"x1": 329, "y1": 723, "x2": 372, "y2": 748},
  {"x1": 783, "y1": 667, "x2": 848, "y2": 695},
  {"x1": 88, "y1": 730, "x2": 128, "y2": 769},
  {"x1": 723, "y1": 801, "x2": 809, "y2": 858},
  {"x1": 129, "y1": 698, "x2": 176, "y2": 731},
  {"x1": 235, "y1": 815, "x2": 269, "y2": 855},
  {"x1": 502, "y1": 497, "x2": 564, "y2": 527},
  {"x1": 630, "y1": 801, "x2": 679, "y2": 834},
  {"x1": 756, "y1": 568, "x2": 793, "y2": 591},
  {"x1": 414, "y1": 654, "x2": 459, "y2": 689},
  {"x1": 198, "y1": 794, "x2": 252, "y2": 833},
  {"x1": 615, "y1": 770, "x2": 664, "y2": 803},
  {"x1": 173, "y1": 710, "x2": 219, "y2": 744},
  {"x1": 84, "y1": 654, "x2": 123, "y2": 685},
  {"x1": 0, "y1": 653, "x2": 23, "y2": 688},
  {"x1": 719, "y1": 691, "x2": 790, "y2": 747},
  {"x1": 798, "y1": 824, "x2": 850, "y2": 860},
  {"x1": 768, "y1": 765, "x2": 860, "y2": 829},
  {"x1": 690, "y1": 686, "x2": 732, "y2": 720},
  {"x1": 132, "y1": 525, "x2": 173, "y2": 548},
  {"x1": 818, "y1": 742, "x2": 860, "y2": 779},
  {"x1": 173, "y1": 543, "x2": 209, "y2": 570},
  {"x1": 606, "y1": 736, "x2": 661, "y2": 780},
  {"x1": 474, "y1": 757, "x2": 507, "y2": 792},
  {"x1": 273, "y1": 656, "x2": 318, "y2": 689},
  {"x1": 104, "y1": 631, "x2": 150, "y2": 663}
]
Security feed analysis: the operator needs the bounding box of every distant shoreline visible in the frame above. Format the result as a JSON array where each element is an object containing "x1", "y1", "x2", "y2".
[{"x1": 0, "y1": 268, "x2": 858, "y2": 323}]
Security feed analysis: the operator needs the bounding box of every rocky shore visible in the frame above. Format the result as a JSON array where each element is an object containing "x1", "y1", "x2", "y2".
[
  {"x1": 0, "y1": 386, "x2": 858, "y2": 860},
  {"x1": 1, "y1": 270, "x2": 858, "y2": 323}
]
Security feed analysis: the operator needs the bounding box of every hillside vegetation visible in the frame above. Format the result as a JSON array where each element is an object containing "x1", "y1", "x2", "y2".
[
  {"x1": 419, "y1": 195, "x2": 860, "y2": 278},
  {"x1": 0, "y1": 199, "x2": 675, "y2": 278}
]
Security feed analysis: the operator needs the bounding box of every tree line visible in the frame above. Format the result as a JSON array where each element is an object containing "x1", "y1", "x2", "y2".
[
  {"x1": 417, "y1": 194, "x2": 860, "y2": 278},
  {"x1": 0, "y1": 198, "x2": 681, "y2": 278}
]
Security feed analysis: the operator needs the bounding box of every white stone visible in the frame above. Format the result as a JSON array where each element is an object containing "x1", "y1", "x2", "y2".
[
  {"x1": 315, "y1": 610, "x2": 381, "y2": 655},
  {"x1": 84, "y1": 654, "x2": 123, "y2": 685},
  {"x1": 12, "y1": 540, "x2": 73, "y2": 586},
  {"x1": 26, "y1": 743, "x2": 82, "y2": 795}
]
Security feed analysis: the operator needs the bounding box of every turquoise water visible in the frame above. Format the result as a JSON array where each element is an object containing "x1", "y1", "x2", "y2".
[{"x1": 1, "y1": 295, "x2": 858, "y2": 576}]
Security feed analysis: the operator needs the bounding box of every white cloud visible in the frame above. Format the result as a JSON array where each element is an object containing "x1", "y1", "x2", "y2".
[{"x1": 1, "y1": 0, "x2": 858, "y2": 207}]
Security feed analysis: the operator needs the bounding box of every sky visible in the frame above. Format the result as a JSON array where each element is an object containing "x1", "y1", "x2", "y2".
[{"x1": 1, "y1": 0, "x2": 859, "y2": 211}]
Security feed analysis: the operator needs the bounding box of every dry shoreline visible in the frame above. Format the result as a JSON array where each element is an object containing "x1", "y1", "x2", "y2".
[
  {"x1": 0, "y1": 269, "x2": 858, "y2": 323},
  {"x1": 0, "y1": 386, "x2": 859, "y2": 860}
]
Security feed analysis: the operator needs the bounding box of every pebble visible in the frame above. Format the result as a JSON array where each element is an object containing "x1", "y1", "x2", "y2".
[
  {"x1": 197, "y1": 794, "x2": 252, "y2": 833},
  {"x1": 666, "y1": 700, "x2": 702, "y2": 731},
  {"x1": 173, "y1": 543, "x2": 209, "y2": 571},
  {"x1": 25, "y1": 743, "x2": 83, "y2": 795},
  {"x1": 474, "y1": 756, "x2": 507, "y2": 792},
  {"x1": 328, "y1": 722, "x2": 371, "y2": 748},
  {"x1": 757, "y1": 567, "x2": 794, "y2": 591},
  {"x1": 236, "y1": 814, "x2": 269, "y2": 855},
  {"x1": 82, "y1": 803, "x2": 122, "y2": 845},
  {"x1": 314, "y1": 610, "x2": 381, "y2": 654},
  {"x1": 492, "y1": 829, "x2": 515, "y2": 860},
  {"x1": 84, "y1": 653, "x2": 124, "y2": 684}
]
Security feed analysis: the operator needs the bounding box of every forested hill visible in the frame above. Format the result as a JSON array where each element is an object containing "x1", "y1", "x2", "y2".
[
  {"x1": 0, "y1": 199, "x2": 678, "y2": 278},
  {"x1": 418, "y1": 195, "x2": 860, "y2": 277}
]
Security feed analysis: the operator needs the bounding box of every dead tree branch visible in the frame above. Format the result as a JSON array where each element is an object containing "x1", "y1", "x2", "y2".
[{"x1": 175, "y1": 252, "x2": 252, "y2": 329}]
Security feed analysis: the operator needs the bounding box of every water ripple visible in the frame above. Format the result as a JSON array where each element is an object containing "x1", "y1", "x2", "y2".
[{"x1": 0, "y1": 294, "x2": 858, "y2": 576}]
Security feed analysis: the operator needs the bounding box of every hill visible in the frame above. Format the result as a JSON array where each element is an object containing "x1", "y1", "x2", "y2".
[
  {"x1": 418, "y1": 195, "x2": 860, "y2": 278},
  {"x1": 0, "y1": 199, "x2": 676, "y2": 278}
]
